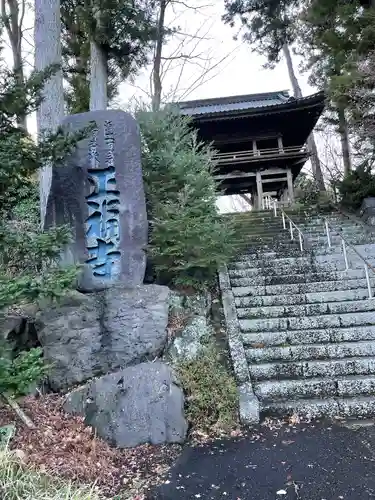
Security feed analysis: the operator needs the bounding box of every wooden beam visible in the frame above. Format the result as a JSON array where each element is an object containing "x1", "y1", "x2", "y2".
[
  {"x1": 215, "y1": 168, "x2": 288, "y2": 182},
  {"x1": 261, "y1": 176, "x2": 288, "y2": 184},
  {"x1": 215, "y1": 171, "x2": 256, "y2": 181},
  {"x1": 286, "y1": 168, "x2": 295, "y2": 203},
  {"x1": 256, "y1": 171, "x2": 263, "y2": 210},
  {"x1": 259, "y1": 167, "x2": 288, "y2": 176}
]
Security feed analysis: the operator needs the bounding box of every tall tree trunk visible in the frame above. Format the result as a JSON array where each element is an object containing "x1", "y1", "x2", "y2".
[
  {"x1": 35, "y1": 0, "x2": 65, "y2": 226},
  {"x1": 1, "y1": 0, "x2": 27, "y2": 129},
  {"x1": 239, "y1": 193, "x2": 252, "y2": 206},
  {"x1": 338, "y1": 105, "x2": 352, "y2": 176},
  {"x1": 282, "y1": 44, "x2": 325, "y2": 191},
  {"x1": 283, "y1": 43, "x2": 303, "y2": 99},
  {"x1": 90, "y1": 41, "x2": 107, "y2": 110},
  {"x1": 90, "y1": 7, "x2": 107, "y2": 111},
  {"x1": 152, "y1": 0, "x2": 167, "y2": 111}
]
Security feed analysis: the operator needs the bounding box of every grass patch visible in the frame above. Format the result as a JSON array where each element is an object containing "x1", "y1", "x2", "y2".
[
  {"x1": 176, "y1": 343, "x2": 238, "y2": 433},
  {"x1": 0, "y1": 448, "x2": 99, "y2": 499}
]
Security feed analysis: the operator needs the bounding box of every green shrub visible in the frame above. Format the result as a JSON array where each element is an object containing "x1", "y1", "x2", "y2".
[
  {"x1": 0, "y1": 48, "x2": 85, "y2": 402},
  {"x1": 0, "y1": 342, "x2": 48, "y2": 398},
  {"x1": 176, "y1": 344, "x2": 238, "y2": 431},
  {"x1": 294, "y1": 174, "x2": 321, "y2": 207},
  {"x1": 138, "y1": 107, "x2": 237, "y2": 289},
  {"x1": 0, "y1": 448, "x2": 99, "y2": 500},
  {"x1": 338, "y1": 167, "x2": 375, "y2": 210}
]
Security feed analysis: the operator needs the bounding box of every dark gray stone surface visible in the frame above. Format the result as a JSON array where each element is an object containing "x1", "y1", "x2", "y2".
[
  {"x1": 44, "y1": 109, "x2": 148, "y2": 291},
  {"x1": 148, "y1": 420, "x2": 375, "y2": 500},
  {"x1": 63, "y1": 362, "x2": 188, "y2": 447},
  {"x1": 36, "y1": 285, "x2": 170, "y2": 390},
  {"x1": 360, "y1": 197, "x2": 375, "y2": 226}
]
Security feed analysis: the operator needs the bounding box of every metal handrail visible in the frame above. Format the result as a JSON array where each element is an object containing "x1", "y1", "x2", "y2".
[
  {"x1": 324, "y1": 217, "x2": 374, "y2": 298},
  {"x1": 273, "y1": 200, "x2": 306, "y2": 252},
  {"x1": 269, "y1": 201, "x2": 375, "y2": 298}
]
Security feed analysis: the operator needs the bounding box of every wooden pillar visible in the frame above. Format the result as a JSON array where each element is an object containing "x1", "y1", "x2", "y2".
[
  {"x1": 278, "y1": 136, "x2": 284, "y2": 153},
  {"x1": 252, "y1": 139, "x2": 259, "y2": 156},
  {"x1": 256, "y1": 171, "x2": 263, "y2": 210},
  {"x1": 286, "y1": 168, "x2": 294, "y2": 204}
]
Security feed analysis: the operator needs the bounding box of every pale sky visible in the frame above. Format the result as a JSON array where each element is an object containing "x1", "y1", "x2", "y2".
[
  {"x1": 119, "y1": 1, "x2": 315, "y2": 104},
  {"x1": 4, "y1": 2, "x2": 316, "y2": 129}
]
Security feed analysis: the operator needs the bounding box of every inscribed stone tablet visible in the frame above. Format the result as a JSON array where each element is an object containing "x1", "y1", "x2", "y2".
[{"x1": 44, "y1": 110, "x2": 148, "y2": 291}]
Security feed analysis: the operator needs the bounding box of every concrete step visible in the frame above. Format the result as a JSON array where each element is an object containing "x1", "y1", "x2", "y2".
[
  {"x1": 245, "y1": 309, "x2": 375, "y2": 332},
  {"x1": 230, "y1": 256, "x2": 312, "y2": 269},
  {"x1": 235, "y1": 247, "x2": 307, "y2": 260},
  {"x1": 245, "y1": 340, "x2": 375, "y2": 364},
  {"x1": 249, "y1": 356, "x2": 375, "y2": 381},
  {"x1": 254, "y1": 375, "x2": 375, "y2": 402},
  {"x1": 241, "y1": 325, "x2": 375, "y2": 347},
  {"x1": 315, "y1": 253, "x2": 375, "y2": 272},
  {"x1": 239, "y1": 310, "x2": 375, "y2": 333},
  {"x1": 308, "y1": 235, "x2": 373, "y2": 247},
  {"x1": 230, "y1": 268, "x2": 367, "y2": 287},
  {"x1": 229, "y1": 264, "x2": 315, "y2": 278},
  {"x1": 237, "y1": 298, "x2": 375, "y2": 319},
  {"x1": 232, "y1": 277, "x2": 375, "y2": 297},
  {"x1": 234, "y1": 254, "x2": 306, "y2": 265},
  {"x1": 235, "y1": 288, "x2": 372, "y2": 307},
  {"x1": 261, "y1": 395, "x2": 375, "y2": 419},
  {"x1": 313, "y1": 243, "x2": 375, "y2": 257}
]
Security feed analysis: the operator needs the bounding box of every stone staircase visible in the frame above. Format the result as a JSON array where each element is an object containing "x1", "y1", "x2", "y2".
[{"x1": 222, "y1": 208, "x2": 375, "y2": 422}]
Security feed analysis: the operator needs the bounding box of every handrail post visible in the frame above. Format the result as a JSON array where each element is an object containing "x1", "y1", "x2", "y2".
[
  {"x1": 282, "y1": 212, "x2": 286, "y2": 229},
  {"x1": 299, "y1": 232, "x2": 303, "y2": 252},
  {"x1": 290, "y1": 220, "x2": 294, "y2": 240},
  {"x1": 342, "y1": 239, "x2": 348, "y2": 271},
  {"x1": 325, "y1": 220, "x2": 331, "y2": 248},
  {"x1": 365, "y1": 264, "x2": 373, "y2": 299},
  {"x1": 273, "y1": 201, "x2": 277, "y2": 217}
]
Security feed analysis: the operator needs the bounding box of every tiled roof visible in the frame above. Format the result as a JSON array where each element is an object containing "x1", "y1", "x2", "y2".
[{"x1": 177, "y1": 91, "x2": 292, "y2": 116}]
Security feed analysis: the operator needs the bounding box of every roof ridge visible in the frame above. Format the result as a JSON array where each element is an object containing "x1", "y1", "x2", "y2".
[{"x1": 177, "y1": 90, "x2": 290, "y2": 108}]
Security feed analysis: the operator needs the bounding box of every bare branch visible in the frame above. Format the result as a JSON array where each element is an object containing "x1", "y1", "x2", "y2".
[{"x1": 171, "y1": 0, "x2": 213, "y2": 10}]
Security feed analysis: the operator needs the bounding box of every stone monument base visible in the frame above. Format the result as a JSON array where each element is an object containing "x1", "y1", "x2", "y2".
[{"x1": 36, "y1": 284, "x2": 170, "y2": 391}]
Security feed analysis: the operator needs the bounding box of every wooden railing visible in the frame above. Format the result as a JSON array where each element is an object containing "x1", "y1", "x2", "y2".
[{"x1": 212, "y1": 145, "x2": 308, "y2": 165}]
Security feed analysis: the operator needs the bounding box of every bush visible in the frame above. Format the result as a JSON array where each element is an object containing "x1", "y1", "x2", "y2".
[
  {"x1": 0, "y1": 50, "x2": 84, "y2": 402},
  {"x1": 294, "y1": 174, "x2": 321, "y2": 206},
  {"x1": 176, "y1": 344, "x2": 238, "y2": 431},
  {"x1": 338, "y1": 167, "x2": 375, "y2": 210},
  {"x1": 0, "y1": 343, "x2": 47, "y2": 398},
  {"x1": 138, "y1": 107, "x2": 238, "y2": 289},
  {"x1": 0, "y1": 448, "x2": 99, "y2": 500}
]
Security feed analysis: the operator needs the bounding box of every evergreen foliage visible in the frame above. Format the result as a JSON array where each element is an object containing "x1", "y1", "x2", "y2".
[
  {"x1": 0, "y1": 42, "x2": 84, "y2": 397},
  {"x1": 61, "y1": 0, "x2": 158, "y2": 113},
  {"x1": 138, "y1": 107, "x2": 238, "y2": 289},
  {"x1": 223, "y1": 0, "x2": 300, "y2": 66},
  {"x1": 338, "y1": 167, "x2": 375, "y2": 210}
]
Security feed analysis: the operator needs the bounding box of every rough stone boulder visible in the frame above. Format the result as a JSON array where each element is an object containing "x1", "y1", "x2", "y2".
[
  {"x1": 360, "y1": 197, "x2": 375, "y2": 226},
  {"x1": 36, "y1": 285, "x2": 169, "y2": 390},
  {"x1": 63, "y1": 362, "x2": 188, "y2": 447},
  {"x1": 168, "y1": 290, "x2": 213, "y2": 362},
  {"x1": 169, "y1": 316, "x2": 212, "y2": 362}
]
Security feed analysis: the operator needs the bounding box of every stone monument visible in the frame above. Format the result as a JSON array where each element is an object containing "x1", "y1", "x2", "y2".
[
  {"x1": 44, "y1": 110, "x2": 148, "y2": 291},
  {"x1": 39, "y1": 109, "x2": 188, "y2": 447}
]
